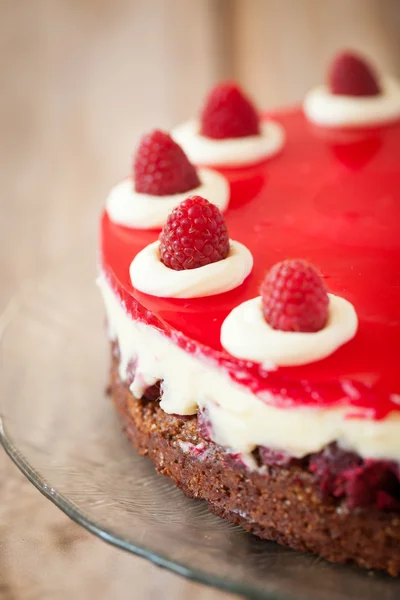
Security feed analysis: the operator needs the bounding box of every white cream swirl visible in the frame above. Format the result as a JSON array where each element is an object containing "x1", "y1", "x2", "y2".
[
  {"x1": 106, "y1": 168, "x2": 229, "y2": 230},
  {"x1": 129, "y1": 240, "x2": 253, "y2": 298},
  {"x1": 221, "y1": 294, "x2": 358, "y2": 367},
  {"x1": 303, "y1": 76, "x2": 400, "y2": 128},
  {"x1": 172, "y1": 120, "x2": 285, "y2": 167}
]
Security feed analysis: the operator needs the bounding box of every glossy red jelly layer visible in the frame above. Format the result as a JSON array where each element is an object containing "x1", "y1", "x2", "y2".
[{"x1": 100, "y1": 108, "x2": 400, "y2": 419}]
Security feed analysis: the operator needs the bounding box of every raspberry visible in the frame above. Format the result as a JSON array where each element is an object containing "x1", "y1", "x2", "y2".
[
  {"x1": 159, "y1": 195, "x2": 229, "y2": 270},
  {"x1": 308, "y1": 443, "x2": 400, "y2": 511},
  {"x1": 260, "y1": 259, "x2": 329, "y2": 332},
  {"x1": 200, "y1": 82, "x2": 260, "y2": 139},
  {"x1": 328, "y1": 51, "x2": 381, "y2": 97},
  {"x1": 134, "y1": 130, "x2": 200, "y2": 196}
]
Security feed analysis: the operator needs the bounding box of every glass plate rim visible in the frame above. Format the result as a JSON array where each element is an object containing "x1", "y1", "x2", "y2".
[
  {"x1": 0, "y1": 419, "x2": 283, "y2": 600},
  {"x1": 0, "y1": 284, "x2": 289, "y2": 600},
  {"x1": 3, "y1": 272, "x2": 400, "y2": 600}
]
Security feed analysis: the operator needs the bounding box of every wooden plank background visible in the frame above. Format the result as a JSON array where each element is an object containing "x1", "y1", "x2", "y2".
[
  {"x1": 233, "y1": 0, "x2": 400, "y2": 107},
  {"x1": 1, "y1": 1, "x2": 399, "y2": 598}
]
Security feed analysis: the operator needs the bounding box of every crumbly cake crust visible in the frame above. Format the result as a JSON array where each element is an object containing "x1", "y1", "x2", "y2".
[{"x1": 109, "y1": 348, "x2": 400, "y2": 576}]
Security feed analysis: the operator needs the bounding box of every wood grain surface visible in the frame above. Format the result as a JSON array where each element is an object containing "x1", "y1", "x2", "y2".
[
  {"x1": 1, "y1": 1, "x2": 399, "y2": 598},
  {"x1": 233, "y1": 0, "x2": 400, "y2": 108},
  {"x1": 0, "y1": 2, "x2": 236, "y2": 598}
]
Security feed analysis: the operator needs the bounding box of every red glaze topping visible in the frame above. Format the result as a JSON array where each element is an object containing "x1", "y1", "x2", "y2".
[
  {"x1": 260, "y1": 259, "x2": 329, "y2": 332},
  {"x1": 100, "y1": 108, "x2": 400, "y2": 419},
  {"x1": 134, "y1": 130, "x2": 200, "y2": 196},
  {"x1": 159, "y1": 195, "x2": 229, "y2": 270},
  {"x1": 200, "y1": 82, "x2": 260, "y2": 139},
  {"x1": 328, "y1": 51, "x2": 381, "y2": 97}
]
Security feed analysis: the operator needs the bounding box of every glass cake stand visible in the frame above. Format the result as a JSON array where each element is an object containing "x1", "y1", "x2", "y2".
[{"x1": 1, "y1": 261, "x2": 399, "y2": 600}]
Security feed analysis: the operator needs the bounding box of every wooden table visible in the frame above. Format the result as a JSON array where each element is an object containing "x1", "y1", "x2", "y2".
[
  {"x1": 0, "y1": 2, "x2": 234, "y2": 597},
  {"x1": 1, "y1": 1, "x2": 398, "y2": 597}
]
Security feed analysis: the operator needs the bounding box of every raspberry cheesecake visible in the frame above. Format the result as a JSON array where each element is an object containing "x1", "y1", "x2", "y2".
[{"x1": 99, "y1": 54, "x2": 400, "y2": 575}]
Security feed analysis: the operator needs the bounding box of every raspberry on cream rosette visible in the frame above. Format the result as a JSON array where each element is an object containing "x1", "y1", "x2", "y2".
[
  {"x1": 106, "y1": 130, "x2": 229, "y2": 229},
  {"x1": 172, "y1": 82, "x2": 285, "y2": 167},
  {"x1": 304, "y1": 50, "x2": 400, "y2": 128},
  {"x1": 221, "y1": 259, "x2": 358, "y2": 367},
  {"x1": 129, "y1": 195, "x2": 253, "y2": 298}
]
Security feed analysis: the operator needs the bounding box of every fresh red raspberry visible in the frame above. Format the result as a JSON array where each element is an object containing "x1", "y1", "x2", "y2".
[
  {"x1": 328, "y1": 51, "x2": 381, "y2": 97},
  {"x1": 200, "y1": 82, "x2": 260, "y2": 139},
  {"x1": 260, "y1": 259, "x2": 329, "y2": 332},
  {"x1": 159, "y1": 195, "x2": 230, "y2": 270},
  {"x1": 134, "y1": 130, "x2": 200, "y2": 196}
]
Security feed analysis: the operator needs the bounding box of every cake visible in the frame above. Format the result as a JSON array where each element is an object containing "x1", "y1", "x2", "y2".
[{"x1": 99, "y1": 51, "x2": 400, "y2": 575}]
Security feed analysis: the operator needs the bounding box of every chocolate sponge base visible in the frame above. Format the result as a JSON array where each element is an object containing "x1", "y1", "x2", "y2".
[{"x1": 109, "y1": 349, "x2": 400, "y2": 575}]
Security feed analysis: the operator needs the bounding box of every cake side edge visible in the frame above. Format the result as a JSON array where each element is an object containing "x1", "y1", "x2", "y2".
[{"x1": 109, "y1": 347, "x2": 400, "y2": 576}]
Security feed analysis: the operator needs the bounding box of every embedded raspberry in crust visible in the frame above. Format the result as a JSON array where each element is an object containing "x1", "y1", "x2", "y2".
[
  {"x1": 328, "y1": 51, "x2": 381, "y2": 97},
  {"x1": 260, "y1": 259, "x2": 329, "y2": 332},
  {"x1": 200, "y1": 82, "x2": 260, "y2": 139},
  {"x1": 134, "y1": 130, "x2": 200, "y2": 196},
  {"x1": 159, "y1": 195, "x2": 230, "y2": 270}
]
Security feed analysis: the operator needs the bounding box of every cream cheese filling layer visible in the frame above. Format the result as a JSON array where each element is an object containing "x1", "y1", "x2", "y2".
[{"x1": 99, "y1": 275, "x2": 400, "y2": 463}]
